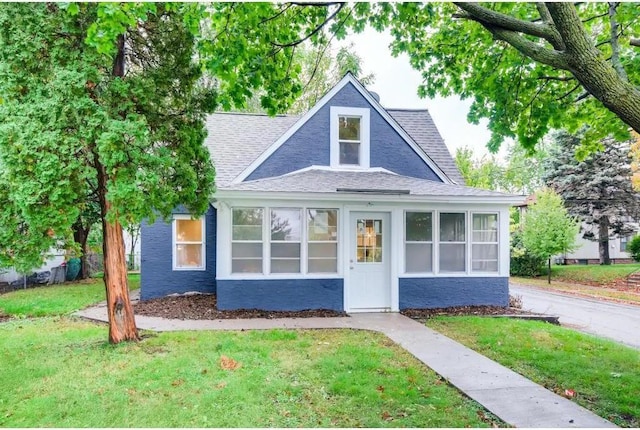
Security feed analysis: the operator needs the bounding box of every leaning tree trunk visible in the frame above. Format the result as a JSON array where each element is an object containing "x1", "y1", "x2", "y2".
[{"x1": 598, "y1": 216, "x2": 611, "y2": 265}]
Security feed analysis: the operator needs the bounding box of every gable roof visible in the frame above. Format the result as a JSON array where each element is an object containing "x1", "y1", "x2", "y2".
[
  {"x1": 387, "y1": 109, "x2": 465, "y2": 185},
  {"x1": 205, "y1": 108, "x2": 464, "y2": 187},
  {"x1": 231, "y1": 73, "x2": 454, "y2": 185}
]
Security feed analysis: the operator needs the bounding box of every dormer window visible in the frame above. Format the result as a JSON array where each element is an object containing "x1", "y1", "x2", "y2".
[{"x1": 330, "y1": 106, "x2": 370, "y2": 168}]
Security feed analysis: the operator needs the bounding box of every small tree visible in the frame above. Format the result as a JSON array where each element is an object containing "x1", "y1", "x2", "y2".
[
  {"x1": 522, "y1": 189, "x2": 579, "y2": 283},
  {"x1": 626, "y1": 236, "x2": 640, "y2": 262}
]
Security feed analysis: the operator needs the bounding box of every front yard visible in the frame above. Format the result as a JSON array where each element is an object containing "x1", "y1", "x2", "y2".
[{"x1": 427, "y1": 316, "x2": 640, "y2": 427}]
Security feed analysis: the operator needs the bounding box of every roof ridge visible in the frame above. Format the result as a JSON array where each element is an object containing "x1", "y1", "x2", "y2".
[{"x1": 386, "y1": 108, "x2": 430, "y2": 112}]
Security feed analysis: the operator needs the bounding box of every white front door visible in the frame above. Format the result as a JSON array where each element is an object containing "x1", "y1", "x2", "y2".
[{"x1": 348, "y1": 212, "x2": 391, "y2": 311}]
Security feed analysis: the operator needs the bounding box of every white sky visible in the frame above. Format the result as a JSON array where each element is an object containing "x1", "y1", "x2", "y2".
[{"x1": 341, "y1": 29, "x2": 506, "y2": 159}]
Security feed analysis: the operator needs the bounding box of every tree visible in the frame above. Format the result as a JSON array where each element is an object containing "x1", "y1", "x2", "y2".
[
  {"x1": 0, "y1": 2, "x2": 341, "y2": 343},
  {"x1": 349, "y1": 2, "x2": 640, "y2": 153},
  {"x1": 543, "y1": 130, "x2": 640, "y2": 264},
  {"x1": 521, "y1": 189, "x2": 579, "y2": 283},
  {"x1": 454, "y1": 141, "x2": 549, "y2": 194}
]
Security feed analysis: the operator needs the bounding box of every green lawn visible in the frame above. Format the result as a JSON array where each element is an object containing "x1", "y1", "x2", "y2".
[
  {"x1": 0, "y1": 317, "x2": 503, "y2": 428},
  {"x1": 550, "y1": 263, "x2": 640, "y2": 285},
  {"x1": 0, "y1": 274, "x2": 139, "y2": 317},
  {"x1": 426, "y1": 317, "x2": 640, "y2": 427}
]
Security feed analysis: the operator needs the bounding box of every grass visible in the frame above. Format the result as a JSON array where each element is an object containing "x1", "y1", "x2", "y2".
[
  {"x1": 547, "y1": 263, "x2": 640, "y2": 285},
  {"x1": 510, "y1": 276, "x2": 640, "y2": 304},
  {"x1": 0, "y1": 318, "x2": 503, "y2": 428},
  {"x1": 0, "y1": 274, "x2": 140, "y2": 317},
  {"x1": 426, "y1": 317, "x2": 640, "y2": 427}
]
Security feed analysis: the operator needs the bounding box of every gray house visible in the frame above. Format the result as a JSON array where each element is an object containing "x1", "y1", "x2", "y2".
[{"x1": 141, "y1": 73, "x2": 521, "y2": 312}]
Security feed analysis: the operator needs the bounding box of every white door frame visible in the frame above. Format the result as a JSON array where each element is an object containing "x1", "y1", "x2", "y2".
[{"x1": 343, "y1": 207, "x2": 400, "y2": 312}]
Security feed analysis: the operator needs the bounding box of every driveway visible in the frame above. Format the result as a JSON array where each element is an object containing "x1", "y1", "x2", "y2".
[{"x1": 510, "y1": 282, "x2": 640, "y2": 349}]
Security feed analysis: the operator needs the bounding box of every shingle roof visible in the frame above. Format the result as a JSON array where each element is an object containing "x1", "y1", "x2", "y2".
[
  {"x1": 220, "y1": 168, "x2": 517, "y2": 199},
  {"x1": 205, "y1": 109, "x2": 464, "y2": 187},
  {"x1": 387, "y1": 109, "x2": 465, "y2": 184}
]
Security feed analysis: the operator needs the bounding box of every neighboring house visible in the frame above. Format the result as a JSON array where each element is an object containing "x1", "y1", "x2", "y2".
[
  {"x1": 515, "y1": 196, "x2": 636, "y2": 264},
  {"x1": 0, "y1": 229, "x2": 141, "y2": 283},
  {"x1": 140, "y1": 73, "x2": 522, "y2": 312}
]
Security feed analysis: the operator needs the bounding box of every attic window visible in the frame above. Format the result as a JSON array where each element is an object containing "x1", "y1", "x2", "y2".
[{"x1": 330, "y1": 106, "x2": 370, "y2": 168}]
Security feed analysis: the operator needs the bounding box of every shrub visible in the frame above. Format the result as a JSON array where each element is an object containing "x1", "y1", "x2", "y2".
[
  {"x1": 626, "y1": 236, "x2": 640, "y2": 262},
  {"x1": 510, "y1": 228, "x2": 546, "y2": 277}
]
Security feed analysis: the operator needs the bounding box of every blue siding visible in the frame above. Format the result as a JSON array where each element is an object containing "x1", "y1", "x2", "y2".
[
  {"x1": 140, "y1": 206, "x2": 217, "y2": 300},
  {"x1": 217, "y1": 279, "x2": 344, "y2": 311},
  {"x1": 399, "y1": 277, "x2": 509, "y2": 309},
  {"x1": 246, "y1": 83, "x2": 441, "y2": 182}
]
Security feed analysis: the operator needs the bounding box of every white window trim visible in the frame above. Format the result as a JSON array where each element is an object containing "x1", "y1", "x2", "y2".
[
  {"x1": 404, "y1": 210, "x2": 434, "y2": 274},
  {"x1": 231, "y1": 207, "x2": 265, "y2": 275},
  {"x1": 229, "y1": 205, "x2": 341, "y2": 278},
  {"x1": 172, "y1": 215, "x2": 206, "y2": 271},
  {"x1": 330, "y1": 106, "x2": 370, "y2": 169},
  {"x1": 471, "y1": 212, "x2": 500, "y2": 273},
  {"x1": 269, "y1": 208, "x2": 302, "y2": 275},
  {"x1": 438, "y1": 212, "x2": 467, "y2": 274}
]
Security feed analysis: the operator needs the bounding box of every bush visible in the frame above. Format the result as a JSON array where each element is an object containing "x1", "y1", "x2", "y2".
[
  {"x1": 626, "y1": 235, "x2": 640, "y2": 262},
  {"x1": 510, "y1": 229, "x2": 546, "y2": 277}
]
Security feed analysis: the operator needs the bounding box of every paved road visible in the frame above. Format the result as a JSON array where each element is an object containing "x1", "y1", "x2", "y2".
[{"x1": 510, "y1": 283, "x2": 640, "y2": 349}]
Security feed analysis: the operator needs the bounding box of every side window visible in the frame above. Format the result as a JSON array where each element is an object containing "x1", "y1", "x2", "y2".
[
  {"x1": 307, "y1": 209, "x2": 338, "y2": 273},
  {"x1": 174, "y1": 217, "x2": 205, "y2": 270},
  {"x1": 231, "y1": 208, "x2": 263, "y2": 273},
  {"x1": 270, "y1": 208, "x2": 301, "y2": 273},
  {"x1": 472, "y1": 213, "x2": 499, "y2": 272},
  {"x1": 439, "y1": 212, "x2": 466, "y2": 272}
]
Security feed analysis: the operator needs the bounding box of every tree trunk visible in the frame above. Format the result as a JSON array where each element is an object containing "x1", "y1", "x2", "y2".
[
  {"x1": 598, "y1": 216, "x2": 611, "y2": 265},
  {"x1": 546, "y1": 3, "x2": 640, "y2": 135},
  {"x1": 96, "y1": 159, "x2": 139, "y2": 344},
  {"x1": 72, "y1": 219, "x2": 91, "y2": 279},
  {"x1": 547, "y1": 258, "x2": 551, "y2": 284}
]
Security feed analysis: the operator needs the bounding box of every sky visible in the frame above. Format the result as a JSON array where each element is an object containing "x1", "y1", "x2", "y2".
[{"x1": 340, "y1": 29, "x2": 506, "y2": 159}]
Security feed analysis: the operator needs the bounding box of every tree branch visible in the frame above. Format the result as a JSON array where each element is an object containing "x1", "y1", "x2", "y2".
[
  {"x1": 489, "y1": 27, "x2": 569, "y2": 70},
  {"x1": 272, "y1": 3, "x2": 344, "y2": 48},
  {"x1": 631, "y1": 38, "x2": 640, "y2": 47},
  {"x1": 554, "y1": 83, "x2": 581, "y2": 101},
  {"x1": 454, "y1": 2, "x2": 564, "y2": 49},
  {"x1": 537, "y1": 75, "x2": 575, "y2": 81},
  {"x1": 608, "y1": 2, "x2": 628, "y2": 81}
]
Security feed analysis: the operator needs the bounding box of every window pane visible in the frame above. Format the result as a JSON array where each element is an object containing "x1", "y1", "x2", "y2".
[
  {"x1": 232, "y1": 259, "x2": 262, "y2": 273},
  {"x1": 232, "y1": 243, "x2": 262, "y2": 259},
  {"x1": 472, "y1": 260, "x2": 498, "y2": 272},
  {"x1": 176, "y1": 219, "x2": 202, "y2": 242},
  {"x1": 271, "y1": 243, "x2": 300, "y2": 258},
  {"x1": 176, "y1": 244, "x2": 202, "y2": 268},
  {"x1": 271, "y1": 259, "x2": 301, "y2": 273},
  {"x1": 406, "y1": 212, "x2": 432, "y2": 242},
  {"x1": 440, "y1": 213, "x2": 465, "y2": 242},
  {"x1": 338, "y1": 116, "x2": 360, "y2": 140},
  {"x1": 271, "y1": 209, "x2": 301, "y2": 241},
  {"x1": 308, "y1": 209, "x2": 338, "y2": 241},
  {"x1": 308, "y1": 258, "x2": 337, "y2": 273},
  {"x1": 472, "y1": 244, "x2": 498, "y2": 260},
  {"x1": 232, "y1": 209, "x2": 263, "y2": 240},
  {"x1": 339, "y1": 142, "x2": 360, "y2": 165},
  {"x1": 308, "y1": 243, "x2": 337, "y2": 258},
  {"x1": 405, "y1": 243, "x2": 433, "y2": 273},
  {"x1": 473, "y1": 214, "x2": 498, "y2": 242},
  {"x1": 440, "y1": 243, "x2": 466, "y2": 272},
  {"x1": 356, "y1": 219, "x2": 382, "y2": 263}
]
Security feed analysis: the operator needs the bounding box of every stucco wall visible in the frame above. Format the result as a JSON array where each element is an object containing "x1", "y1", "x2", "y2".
[
  {"x1": 140, "y1": 206, "x2": 217, "y2": 299},
  {"x1": 399, "y1": 277, "x2": 509, "y2": 309},
  {"x1": 246, "y1": 83, "x2": 441, "y2": 182},
  {"x1": 217, "y1": 278, "x2": 344, "y2": 311}
]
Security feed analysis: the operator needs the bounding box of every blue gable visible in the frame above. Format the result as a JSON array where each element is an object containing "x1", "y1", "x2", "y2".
[
  {"x1": 246, "y1": 82, "x2": 443, "y2": 182},
  {"x1": 140, "y1": 206, "x2": 217, "y2": 300}
]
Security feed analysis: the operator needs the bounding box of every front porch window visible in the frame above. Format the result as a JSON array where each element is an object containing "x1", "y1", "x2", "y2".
[
  {"x1": 232, "y1": 208, "x2": 263, "y2": 273},
  {"x1": 270, "y1": 208, "x2": 301, "y2": 273},
  {"x1": 439, "y1": 212, "x2": 466, "y2": 272},
  {"x1": 472, "y1": 213, "x2": 499, "y2": 272},
  {"x1": 307, "y1": 209, "x2": 338, "y2": 273},
  {"x1": 405, "y1": 211, "x2": 433, "y2": 273}
]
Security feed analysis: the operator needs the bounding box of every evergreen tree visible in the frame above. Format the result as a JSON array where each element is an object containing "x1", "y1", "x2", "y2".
[{"x1": 543, "y1": 130, "x2": 640, "y2": 264}]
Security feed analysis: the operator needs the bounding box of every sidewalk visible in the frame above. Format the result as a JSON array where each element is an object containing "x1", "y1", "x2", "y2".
[{"x1": 76, "y1": 303, "x2": 615, "y2": 428}]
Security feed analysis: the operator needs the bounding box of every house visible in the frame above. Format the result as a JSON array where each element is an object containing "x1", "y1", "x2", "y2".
[
  {"x1": 140, "y1": 73, "x2": 522, "y2": 312},
  {"x1": 515, "y1": 196, "x2": 636, "y2": 265}
]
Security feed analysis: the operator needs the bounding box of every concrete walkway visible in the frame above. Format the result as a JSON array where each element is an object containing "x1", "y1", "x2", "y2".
[{"x1": 76, "y1": 303, "x2": 615, "y2": 428}]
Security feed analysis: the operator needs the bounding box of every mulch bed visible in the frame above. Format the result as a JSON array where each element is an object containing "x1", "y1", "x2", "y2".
[
  {"x1": 133, "y1": 293, "x2": 347, "y2": 320},
  {"x1": 0, "y1": 311, "x2": 12, "y2": 323},
  {"x1": 133, "y1": 293, "x2": 536, "y2": 321}
]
